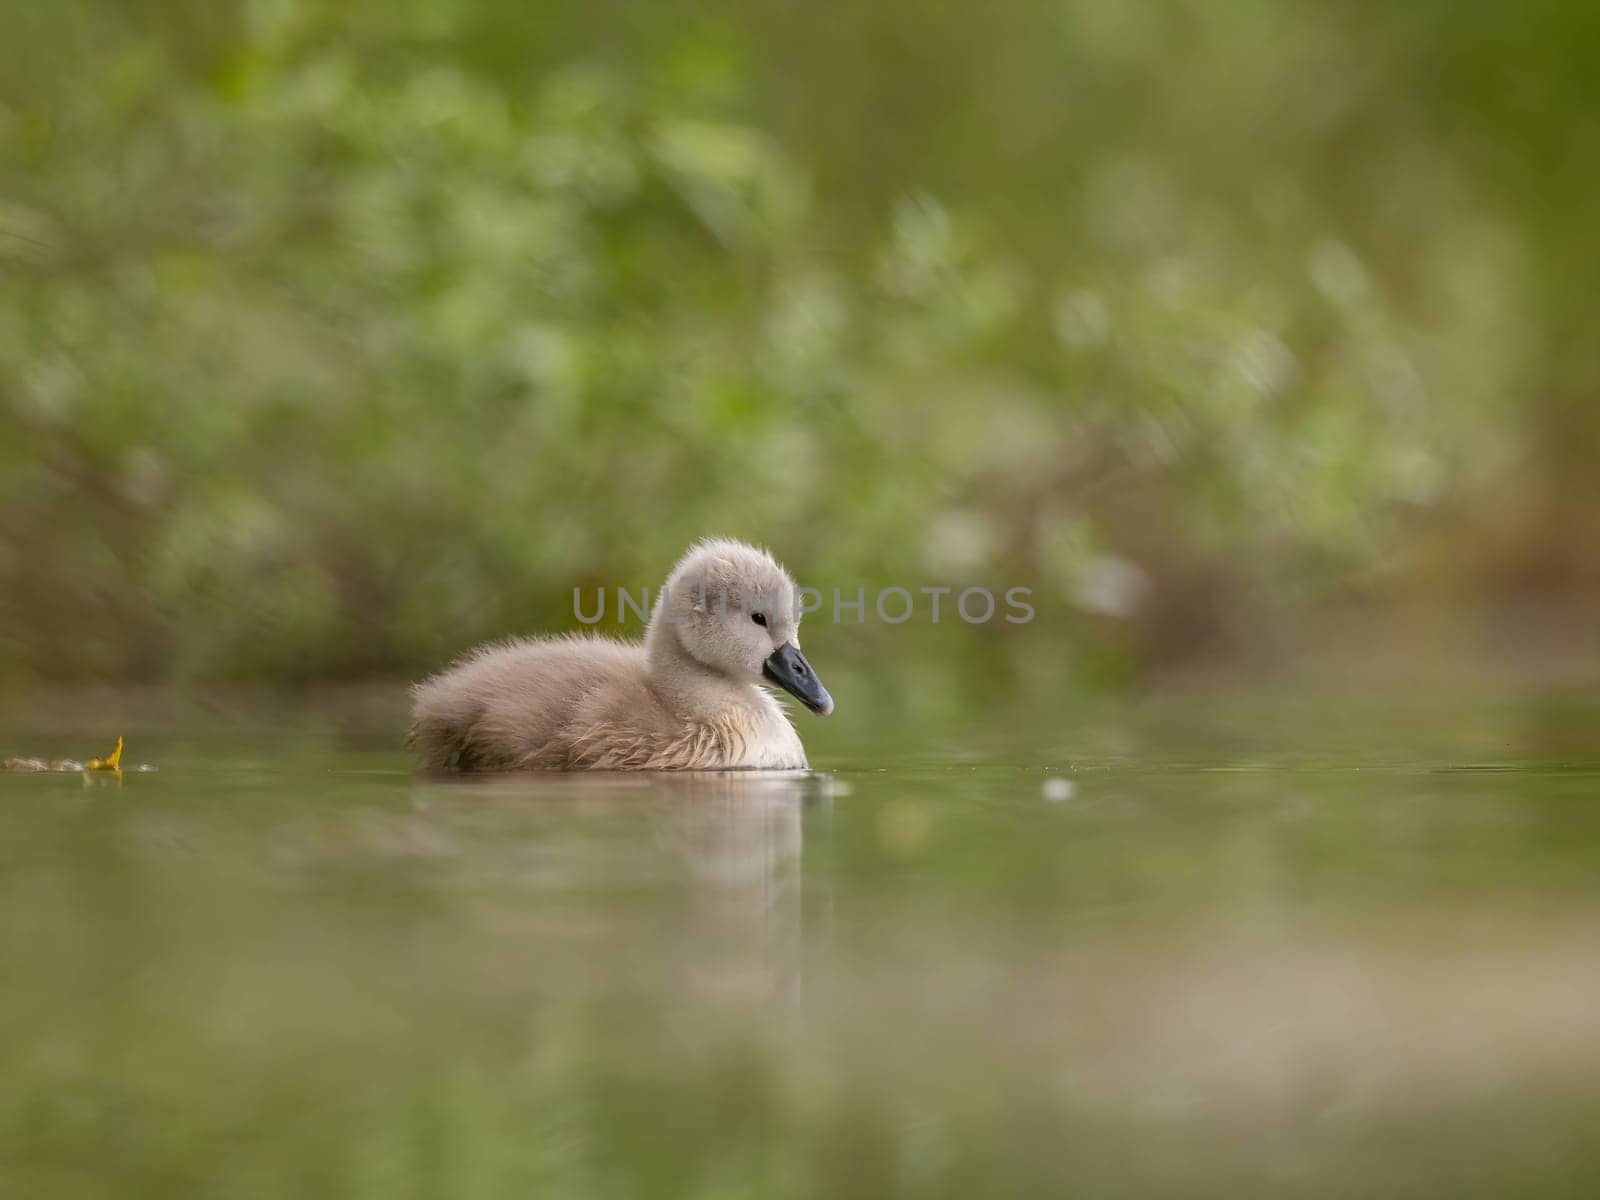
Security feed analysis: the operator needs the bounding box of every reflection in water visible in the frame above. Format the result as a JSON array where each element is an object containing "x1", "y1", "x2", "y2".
[
  {"x1": 409, "y1": 770, "x2": 830, "y2": 1004},
  {"x1": 652, "y1": 773, "x2": 819, "y2": 1003}
]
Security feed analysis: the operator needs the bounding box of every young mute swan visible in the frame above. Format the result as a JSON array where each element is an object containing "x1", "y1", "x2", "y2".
[{"x1": 409, "y1": 540, "x2": 833, "y2": 771}]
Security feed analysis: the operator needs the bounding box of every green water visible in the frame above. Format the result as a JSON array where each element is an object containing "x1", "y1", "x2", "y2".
[{"x1": 3, "y1": 689, "x2": 1600, "y2": 1198}]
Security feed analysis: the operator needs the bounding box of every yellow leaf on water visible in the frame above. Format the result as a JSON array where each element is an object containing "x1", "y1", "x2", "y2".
[{"x1": 87, "y1": 736, "x2": 123, "y2": 771}]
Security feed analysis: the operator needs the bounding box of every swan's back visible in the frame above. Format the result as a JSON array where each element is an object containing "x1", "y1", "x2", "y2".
[{"x1": 409, "y1": 635, "x2": 647, "y2": 770}]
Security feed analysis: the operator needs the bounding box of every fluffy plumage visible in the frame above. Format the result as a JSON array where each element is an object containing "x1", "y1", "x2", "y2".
[{"x1": 408, "y1": 540, "x2": 831, "y2": 771}]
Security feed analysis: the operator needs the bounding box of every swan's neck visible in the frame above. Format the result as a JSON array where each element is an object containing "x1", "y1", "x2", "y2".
[{"x1": 644, "y1": 618, "x2": 758, "y2": 720}]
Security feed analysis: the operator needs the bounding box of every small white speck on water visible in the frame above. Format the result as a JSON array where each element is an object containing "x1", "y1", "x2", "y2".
[{"x1": 1041, "y1": 777, "x2": 1076, "y2": 803}]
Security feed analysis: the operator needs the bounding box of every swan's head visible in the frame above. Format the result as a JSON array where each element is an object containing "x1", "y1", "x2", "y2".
[{"x1": 653, "y1": 539, "x2": 833, "y2": 716}]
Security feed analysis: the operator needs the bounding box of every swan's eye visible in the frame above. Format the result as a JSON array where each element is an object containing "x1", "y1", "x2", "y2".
[{"x1": 751, "y1": 612, "x2": 767, "y2": 627}]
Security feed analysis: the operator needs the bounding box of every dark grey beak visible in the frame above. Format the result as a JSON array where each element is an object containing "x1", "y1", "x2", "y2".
[{"x1": 762, "y1": 643, "x2": 833, "y2": 716}]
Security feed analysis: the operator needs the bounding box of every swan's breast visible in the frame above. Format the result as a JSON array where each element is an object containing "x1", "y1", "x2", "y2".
[{"x1": 729, "y1": 694, "x2": 808, "y2": 770}]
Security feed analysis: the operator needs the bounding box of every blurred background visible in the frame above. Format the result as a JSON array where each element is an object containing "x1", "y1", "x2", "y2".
[
  {"x1": 3, "y1": 0, "x2": 1599, "y2": 705},
  {"x1": 8, "y1": 9, "x2": 1600, "y2": 1198}
]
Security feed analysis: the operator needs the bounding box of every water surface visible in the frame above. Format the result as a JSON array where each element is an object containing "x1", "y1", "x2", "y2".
[{"x1": 3, "y1": 688, "x2": 1599, "y2": 1198}]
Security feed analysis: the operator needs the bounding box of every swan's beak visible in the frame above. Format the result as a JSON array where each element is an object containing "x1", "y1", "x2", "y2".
[{"x1": 762, "y1": 643, "x2": 834, "y2": 716}]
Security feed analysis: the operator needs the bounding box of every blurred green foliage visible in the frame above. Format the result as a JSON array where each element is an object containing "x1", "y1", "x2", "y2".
[{"x1": 2, "y1": 0, "x2": 1597, "y2": 688}]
